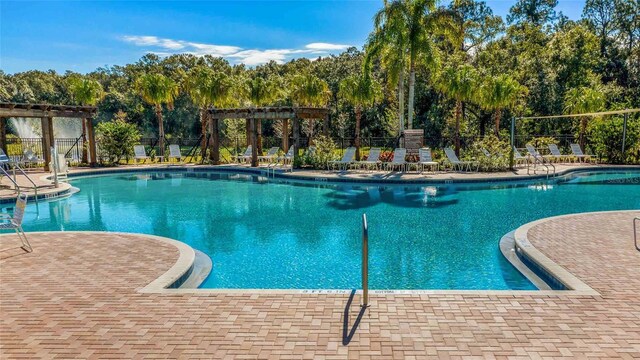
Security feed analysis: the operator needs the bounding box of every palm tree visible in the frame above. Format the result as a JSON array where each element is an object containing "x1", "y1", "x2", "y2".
[
  {"x1": 564, "y1": 85, "x2": 605, "y2": 150},
  {"x1": 289, "y1": 74, "x2": 331, "y2": 144},
  {"x1": 369, "y1": 0, "x2": 447, "y2": 130},
  {"x1": 184, "y1": 66, "x2": 234, "y2": 160},
  {"x1": 480, "y1": 74, "x2": 526, "y2": 137},
  {"x1": 242, "y1": 76, "x2": 282, "y2": 152},
  {"x1": 67, "y1": 76, "x2": 104, "y2": 163},
  {"x1": 339, "y1": 72, "x2": 383, "y2": 160},
  {"x1": 135, "y1": 73, "x2": 179, "y2": 159},
  {"x1": 435, "y1": 64, "x2": 477, "y2": 155}
]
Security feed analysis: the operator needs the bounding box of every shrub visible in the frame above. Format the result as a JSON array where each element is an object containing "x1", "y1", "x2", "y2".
[
  {"x1": 309, "y1": 135, "x2": 337, "y2": 169},
  {"x1": 471, "y1": 135, "x2": 510, "y2": 171},
  {"x1": 586, "y1": 117, "x2": 639, "y2": 164},
  {"x1": 96, "y1": 111, "x2": 141, "y2": 164}
]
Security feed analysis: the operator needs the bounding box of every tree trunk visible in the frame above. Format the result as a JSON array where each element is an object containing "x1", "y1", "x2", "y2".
[
  {"x1": 354, "y1": 107, "x2": 362, "y2": 161},
  {"x1": 494, "y1": 109, "x2": 502, "y2": 137},
  {"x1": 81, "y1": 118, "x2": 88, "y2": 163},
  {"x1": 455, "y1": 100, "x2": 462, "y2": 156},
  {"x1": 200, "y1": 109, "x2": 208, "y2": 160},
  {"x1": 580, "y1": 117, "x2": 587, "y2": 150},
  {"x1": 408, "y1": 62, "x2": 415, "y2": 130},
  {"x1": 156, "y1": 104, "x2": 165, "y2": 159},
  {"x1": 398, "y1": 71, "x2": 405, "y2": 137}
]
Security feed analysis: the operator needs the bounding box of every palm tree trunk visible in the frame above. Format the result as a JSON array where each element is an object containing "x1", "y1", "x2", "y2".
[
  {"x1": 398, "y1": 71, "x2": 405, "y2": 137},
  {"x1": 355, "y1": 107, "x2": 362, "y2": 161},
  {"x1": 580, "y1": 117, "x2": 587, "y2": 150},
  {"x1": 494, "y1": 110, "x2": 501, "y2": 137},
  {"x1": 455, "y1": 100, "x2": 462, "y2": 156},
  {"x1": 81, "y1": 118, "x2": 88, "y2": 163},
  {"x1": 200, "y1": 109, "x2": 207, "y2": 159},
  {"x1": 408, "y1": 62, "x2": 415, "y2": 130},
  {"x1": 156, "y1": 104, "x2": 165, "y2": 159}
]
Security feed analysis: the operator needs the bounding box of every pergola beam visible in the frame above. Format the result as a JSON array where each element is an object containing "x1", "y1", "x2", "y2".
[{"x1": 0, "y1": 102, "x2": 97, "y2": 118}]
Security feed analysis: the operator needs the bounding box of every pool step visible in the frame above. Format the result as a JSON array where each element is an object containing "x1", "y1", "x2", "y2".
[{"x1": 179, "y1": 249, "x2": 212, "y2": 289}]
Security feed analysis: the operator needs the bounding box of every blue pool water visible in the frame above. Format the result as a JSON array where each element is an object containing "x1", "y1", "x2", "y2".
[{"x1": 3, "y1": 169, "x2": 639, "y2": 290}]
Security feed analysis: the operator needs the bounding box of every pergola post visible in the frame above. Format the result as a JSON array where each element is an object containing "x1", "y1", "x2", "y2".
[
  {"x1": 323, "y1": 113, "x2": 329, "y2": 136},
  {"x1": 41, "y1": 117, "x2": 53, "y2": 171},
  {"x1": 0, "y1": 117, "x2": 7, "y2": 154},
  {"x1": 245, "y1": 119, "x2": 251, "y2": 147},
  {"x1": 292, "y1": 117, "x2": 300, "y2": 169},
  {"x1": 282, "y1": 119, "x2": 289, "y2": 152},
  {"x1": 87, "y1": 117, "x2": 97, "y2": 167},
  {"x1": 209, "y1": 118, "x2": 220, "y2": 164},
  {"x1": 250, "y1": 118, "x2": 258, "y2": 167},
  {"x1": 257, "y1": 119, "x2": 263, "y2": 154},
  {"x1": 81, "y1": 117, "x2": 88, "y2": 163}
]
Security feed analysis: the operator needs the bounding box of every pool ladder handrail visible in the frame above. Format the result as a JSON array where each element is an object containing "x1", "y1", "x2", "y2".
[
  {"x1": 634, "y1": 217, "x2": 640, "y2": 252},
  {"x1": 528, "y1": 153, "x2": 555, "y2": 179},
  {"x1": 362, "y1": 213, "x2": 369, "y2": 307}
]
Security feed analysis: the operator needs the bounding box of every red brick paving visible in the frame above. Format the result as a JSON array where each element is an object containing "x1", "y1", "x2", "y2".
[{"x1": 1, "y1": 211, "x2": 640, "y2": 359}]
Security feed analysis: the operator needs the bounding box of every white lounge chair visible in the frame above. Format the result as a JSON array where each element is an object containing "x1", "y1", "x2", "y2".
[
  {"x1": 525, "y1": 144, "x2": 546, "y2": 163},
  {"x1": 328, "y1": 147, "x2": 356, "y2": 170},
  {"x1": 276, "y1": 146, "x2": 294, "y2": 166},
  {"x1": 444, "y1": 147, "x2": 478, "y2": 172},
  {"x1": 0, "y1": 193, "x2": 32, "y2": 252},
  {"x1": 353, "y1": 147, "x2": 381, "y2": 171},
  {"x1": 168, "y1": 144, "x2": 182, "y2": 162},
  {"x1": 570, "y1": 143, "x2": 597, "y2": 163},
  {"x1": 512, "y1": 147, "x2": 528, "y2": 167},
  {"x1": 134, "y1": 145, "x2": 149, "y2": 163},
  {"x1": 418, "y1": 148, "x2": 439, "y2": 173},
  {"x1": 385, "y1": 148, "x2": 407, "y2": 172},
  {"x1": 258, "y1": 147, "x2": 280, "y2": 163},
  {"x1": 233, "y1": 145, "x2": 253, "y2": 164},
  {"x1": 548, "y1": 144, "x2": 569, "y2": 163},
  {"x1": 22, "y1": 149, "x2": 42, "y2": 168}
]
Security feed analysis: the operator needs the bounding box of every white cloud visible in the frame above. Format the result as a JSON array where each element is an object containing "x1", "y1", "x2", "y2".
[
  {"x1": 121, "y1": 35, "x2": 352, "y2": 66},
  {"x1": 305, "y1": 42, "x2": 351, "y2": 51}
]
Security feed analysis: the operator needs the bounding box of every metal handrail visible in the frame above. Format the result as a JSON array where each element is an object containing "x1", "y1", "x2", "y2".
[
  {"x1": 362, "y1": 213, "x2": 369, "y2": 307},
  {"x1": 1, "y1": 166, "x2": 21, "y2": 195},
  {"x1": 634, "y1": 217, "x2": 640, "y2": 252}
]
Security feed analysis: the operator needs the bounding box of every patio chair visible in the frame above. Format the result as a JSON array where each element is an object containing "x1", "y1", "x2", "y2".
[
  {"x1": 418, "y1": 148, "x2": 439, "y2": 173},
  {"x1": 51, "y1": 154, "x2": 69, "y2": 179},
  {"x1": 276, "y1": 146, "x2": 294, "y2": 166},
  {"x1": 258, "y1": 147, "x2": 280, "y2": 163},
  {"x1": 548, "y1": 144, "x2": 569, "y2": 163},
  {"x1": 233, "y1": 145, "x2": 253, "y2": 164},
  {"x1": 570, "y1": 143, "x2": 598, "y2": 163},
  {"x1": 353, "y1": 147, "x2": 381, "y2": 171},
  {"x1": 134, "y1": 145, "x2": 149, "y2": 163},
  {"x1": 22, "y1": 149, "x2": 42, "y2": 168},
  {"x1": 525, "y1": 144, "x2": 546, "y2": 163},
  {"x1": 512, "y1": 147, "x2": 528, "y2": 167},
  {"x1": 385, "y1": 148, "x2": 407, "y2": 172},
  {"x1": 168, "y1": 144, "x2": 182, "y2": 163},
  {"x1": 0, "y1": 193, "x2": 32, "y2": 252},
  {"x1": 328, "y1": 147, "x2": 356, "y2": 171},
  {"x1": 444, "y1": 147, "x2": 478, "y2": 172}
]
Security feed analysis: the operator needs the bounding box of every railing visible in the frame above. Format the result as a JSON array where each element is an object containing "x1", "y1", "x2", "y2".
[
  {"x1": 634, "y1": 217, "x2": 640, "y2": 252},
  {"x1": 361, "y1": 213, "x2": 369, "y2": 308}
]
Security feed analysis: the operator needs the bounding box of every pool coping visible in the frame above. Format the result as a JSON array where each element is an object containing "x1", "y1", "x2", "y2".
[{"x1": 64, "y1": 164, "x2": 639, "y2": 186}]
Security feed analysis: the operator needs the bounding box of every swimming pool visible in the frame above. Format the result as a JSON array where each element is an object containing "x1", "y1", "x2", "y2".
[{"x1": 3, "y1": 169, "x2": 639, "y2": 290}]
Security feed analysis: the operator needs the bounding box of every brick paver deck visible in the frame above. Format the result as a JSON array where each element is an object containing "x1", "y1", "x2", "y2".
[{"x1": 1, "y1": 211, "x2": 639, "y2": 359}]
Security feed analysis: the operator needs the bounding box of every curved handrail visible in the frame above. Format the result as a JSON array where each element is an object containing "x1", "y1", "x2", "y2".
[
  {"x1": 634, "y1": 217, "x2": 640, "y2": 252},
  {"x1": 361, "y1": 213, "x2": 369, "y2": 307}
]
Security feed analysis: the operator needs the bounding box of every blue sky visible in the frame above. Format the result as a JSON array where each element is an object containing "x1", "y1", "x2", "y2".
[{"x1": 1, "y1": 1, "x2": 586, "y2": 74}]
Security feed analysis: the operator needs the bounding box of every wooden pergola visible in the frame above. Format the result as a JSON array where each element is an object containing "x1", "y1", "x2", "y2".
[
  {"x1": 0, "y1": 102, "x2": 98, "y2": 170},
  {"x1": 208, "y1": 107, "x2": 330, "y2": 167}
]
